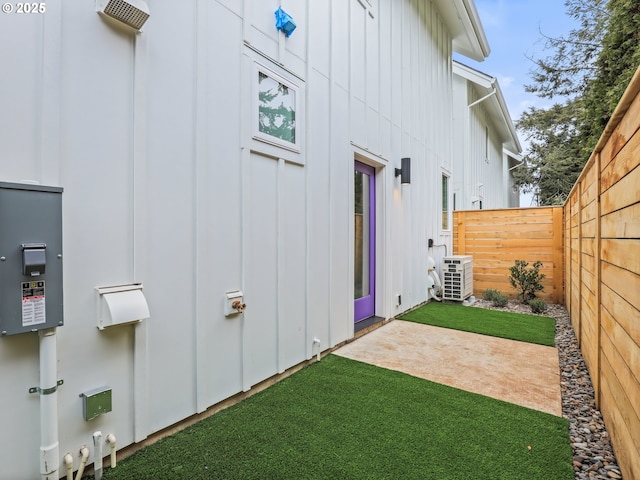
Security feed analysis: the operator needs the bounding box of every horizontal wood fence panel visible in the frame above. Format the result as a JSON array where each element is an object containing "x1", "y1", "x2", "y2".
[
  {"x1": 601, "y1": 164, "x2": 640, "y2": 215},
  {"x1": 580, "y1": 267, "x2": 596, "y2": 296},
  {"x1": 601, "y1": 309, "x2": 640, "y2": 394},
  {"x1": 601, "y1": 261, "x2": 640, "y2": 313},
  {"x1": 601, "y1": 203, "x2": 640, "y2": 238},
  {"x1": 601, "y1": 131, "x2": 640, "y2": 191},
  {"x1": 454, "y1": 238, "x2": 555, "y2": 249},
  {"x1": 562, "y1": 66, "x2": 640, "y2": 480},
  {"x1": 453, "y1": 207, "x2": 563, "y2": 303},
  {"x1": 602, "y1": 239, "x2": 640, "y2": 273}
]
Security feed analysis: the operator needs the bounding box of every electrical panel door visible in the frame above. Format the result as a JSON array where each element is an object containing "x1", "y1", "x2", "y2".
[{"x1": 0, "y1": 182, "x2": 63, "y2": 336}]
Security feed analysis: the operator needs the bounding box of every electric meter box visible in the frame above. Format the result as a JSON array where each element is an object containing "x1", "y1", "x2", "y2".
[{"x1": 0, "y1": 182, "x2": 63, "y2": 336}]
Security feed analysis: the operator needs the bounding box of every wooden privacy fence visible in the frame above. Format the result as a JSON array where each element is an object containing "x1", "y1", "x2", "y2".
[
  {"x1": 453, "y1": 67, "x2": 640, "y2": 480},
  {"x1": 563, "y1": 68, "x2": 640, "y2": 480},
  {"x1": 453, "y1": 206, "x2": 564, "y2": 303}
]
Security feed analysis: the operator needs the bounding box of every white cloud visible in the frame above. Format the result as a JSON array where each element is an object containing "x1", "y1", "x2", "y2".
[{"x1": 496, "y1": 74, "x2": 514, "y2": 88}]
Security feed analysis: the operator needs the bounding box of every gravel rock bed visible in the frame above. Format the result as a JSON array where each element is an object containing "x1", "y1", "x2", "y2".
[{"x1": 472, "y1": 299, "x2": 623, "y2": 480}]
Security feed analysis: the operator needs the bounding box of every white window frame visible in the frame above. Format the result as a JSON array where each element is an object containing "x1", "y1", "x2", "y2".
[
  {"x1": 442, "y1": 174, "x2": 450, "y2": 231},
  {"x1": 253, "y1": 62, "x2": 300, "y2": 153}
]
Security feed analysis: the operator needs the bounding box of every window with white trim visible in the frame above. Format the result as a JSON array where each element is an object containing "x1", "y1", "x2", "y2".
[
  {"x1": 254, "y1": 64, "x2": 299, "y2": 151},
  {"x1": 442, "y1": 174, "x2": 449, "y2": 230}
]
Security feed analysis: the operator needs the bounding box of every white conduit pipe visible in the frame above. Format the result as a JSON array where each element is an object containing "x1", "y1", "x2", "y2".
[
  {"x1": 428, "y1": 270, "x2": 442, "y2": 301},
  {"x1": 38, "y1": 329, "x2": 59, "y2": 480},
  {"x1": 93, "y1": 431, "x2": 103, "y2": 480},
  {"x1": 63, "y1": 453, "x2": 74, "y2": 480},
  {"x1": 427, "y1": 257, "x2": 443, "y2": 302},
  {"x1": 106, "y1": 434, "x2": 117, "y2": 468},
  {"x1": 75, "y1": 446, "x2": 90, "y2": 480}
]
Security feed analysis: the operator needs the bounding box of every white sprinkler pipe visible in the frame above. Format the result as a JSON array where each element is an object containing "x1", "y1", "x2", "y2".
[
  {"x1": 106, "y1": 434, "x2": 117, "y2": 468},
  {"x1": 38, "y1": 328, "x2": 60, "y2": 480},
  {"x1": 312, "y1": 338, "x2": 321, "y2": 361},
  {"x1": 75, "y1": 446, "x2": 90, "y2": 480},
  {"x1": 93, "y1": 431, "x2": 103, "y2": 480},
  {"x1": 63, "y1": 453, "x2": 74, "y2": 480}
]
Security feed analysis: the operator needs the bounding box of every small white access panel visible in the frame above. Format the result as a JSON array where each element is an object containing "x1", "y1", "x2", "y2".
[{"x1": 96, "y1": 283, "x2": 150, "y2": 329}]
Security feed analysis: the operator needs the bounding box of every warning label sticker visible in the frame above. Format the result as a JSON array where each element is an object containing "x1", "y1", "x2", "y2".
[{"x1": 22, "y1": 281, "x2": 46, "y2": 327}]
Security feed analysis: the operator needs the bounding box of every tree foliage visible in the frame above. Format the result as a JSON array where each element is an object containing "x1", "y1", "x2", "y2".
[
  {"x1": 516, "y1": 0, "x2": 640, "y2": 205},
  {"x1": 525, "y1": 0, "x2": 608, "y2": 99}
]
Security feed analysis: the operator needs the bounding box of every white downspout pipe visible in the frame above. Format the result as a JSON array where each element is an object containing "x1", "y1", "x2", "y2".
[
  {"x1": 468, "y1": 88, "x2": 496, "y2": 108},
  {"x1": 38, "y1": 328, "x2": 59, "y2": 480}
]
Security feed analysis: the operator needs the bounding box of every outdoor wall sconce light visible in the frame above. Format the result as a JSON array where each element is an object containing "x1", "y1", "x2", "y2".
[
  {"x1": 275, "y1": 7, "x2": 296, "y2": 37},
  {"x1": 395, "y1": 157, "x2": 411, "y2": 184}
]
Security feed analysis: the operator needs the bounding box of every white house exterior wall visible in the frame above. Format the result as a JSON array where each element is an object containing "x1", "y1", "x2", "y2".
[
  {"x1": 452, "y1": 73, "x2": 519, "y2": 210},
  {"x1": 0, "y1": 1, "x2": 466, "y2": 477}
]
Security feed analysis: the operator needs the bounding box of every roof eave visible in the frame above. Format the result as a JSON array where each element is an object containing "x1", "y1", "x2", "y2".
[{"x1": 434, "y1": 0, "x2": 490, "y2": 62}]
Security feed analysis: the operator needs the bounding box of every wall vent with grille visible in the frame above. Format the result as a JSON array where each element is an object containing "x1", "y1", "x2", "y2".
[{"x1": 96, "y1": 0, "x2": 150, "y2": 31}]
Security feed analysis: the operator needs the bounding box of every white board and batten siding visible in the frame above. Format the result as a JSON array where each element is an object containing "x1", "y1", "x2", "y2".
[
  {"x1": 452, "y1": 61, "x2": 522, "y2": 212},
  {"x1": 0, "y1": 1, "x2": 486, "y2": 477}
]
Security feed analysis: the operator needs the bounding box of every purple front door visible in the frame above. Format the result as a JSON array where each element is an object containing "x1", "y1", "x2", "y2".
[{"x1": 354, "y1": 161, "x2": 375, "y2": 322}]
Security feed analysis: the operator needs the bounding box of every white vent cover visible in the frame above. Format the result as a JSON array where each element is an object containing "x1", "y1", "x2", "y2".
[{"x1": 96, "y1": 0, "x2": 150, "y2": 31}]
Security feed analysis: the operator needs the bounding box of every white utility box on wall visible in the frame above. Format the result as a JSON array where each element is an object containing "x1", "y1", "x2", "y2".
[{"x1": 442, "y1": 255, "x2": 473, "y2": 301}]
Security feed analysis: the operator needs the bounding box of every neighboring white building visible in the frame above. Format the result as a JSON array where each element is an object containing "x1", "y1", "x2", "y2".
[
  {"x1": 452, "y1": 61, "x2": 522, "y2": 212},
  {"x1": 0, "y1": 1, "x2": 492, "y2": 478}
]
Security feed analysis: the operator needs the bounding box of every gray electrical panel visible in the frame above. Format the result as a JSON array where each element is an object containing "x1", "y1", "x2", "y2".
[{"x1": 0, "y1": 182, "x2": 63, "y2": 336}]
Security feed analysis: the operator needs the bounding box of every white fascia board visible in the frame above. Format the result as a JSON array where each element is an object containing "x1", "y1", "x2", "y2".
[
  {"x1": 434, "y1": 0, "x2": 490, "y2": 61},
  {"x1": 453, "y1": 61, "x2": 493, "y2": 89},
  {"x1": 494, "y1": 85, "x2": 522, "y2": 153}
]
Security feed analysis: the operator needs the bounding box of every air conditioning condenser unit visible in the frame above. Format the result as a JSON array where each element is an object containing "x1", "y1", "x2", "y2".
[{"x1": 442, "y1": 255, "x2": 473, "y2": 301}]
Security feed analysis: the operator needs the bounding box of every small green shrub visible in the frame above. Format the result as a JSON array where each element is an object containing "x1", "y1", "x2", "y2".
[
  {"x1": 509, "y1": 260, "x2": 545, "y2": 303},
  {"x1": 492, "y1": 293, "x2": 509, "y2": 308},
  {"x1": 529, "y1": 298, "x2": 548, "y2": 314},
  {"x1": 483, "y1": 289, "x2": 501, "y2": 301}
]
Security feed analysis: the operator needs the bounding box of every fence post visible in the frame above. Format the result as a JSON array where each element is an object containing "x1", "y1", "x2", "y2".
[
  {"x1": 552, "y1": 207, "x2": 564, "y2": 304},
  {"x1": 457, "y1": 211, "x2": 466, "y2": 255},
  {"x1": 595, "y1": 153, "x2": 602, "y2": 407},
  {"x1": 577, "y1": 180, "x2": 583, "y2": 345}
]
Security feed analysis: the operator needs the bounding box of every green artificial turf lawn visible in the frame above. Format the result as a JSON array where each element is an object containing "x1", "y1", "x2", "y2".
[
  {"x1": 101, "y1": 355, "x2": 572, "y2": 480},
  {"x1": 398, "y1": 301, "x2": 556, "y2": 346}
]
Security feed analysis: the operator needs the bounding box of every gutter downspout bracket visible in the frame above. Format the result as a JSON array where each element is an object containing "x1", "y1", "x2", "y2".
[{"x1": 29, "y1": 380, "x2": 64, "y2": 395}]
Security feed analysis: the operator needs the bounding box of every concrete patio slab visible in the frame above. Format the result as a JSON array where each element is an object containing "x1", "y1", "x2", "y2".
[{"x1": 334, "y1": 320, "x2": 562, "y2": 417}]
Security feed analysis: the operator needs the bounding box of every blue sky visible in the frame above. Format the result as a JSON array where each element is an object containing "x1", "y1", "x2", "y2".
[{"x1": 457, "y1": 0, "x2": 578, "y2": 122}]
